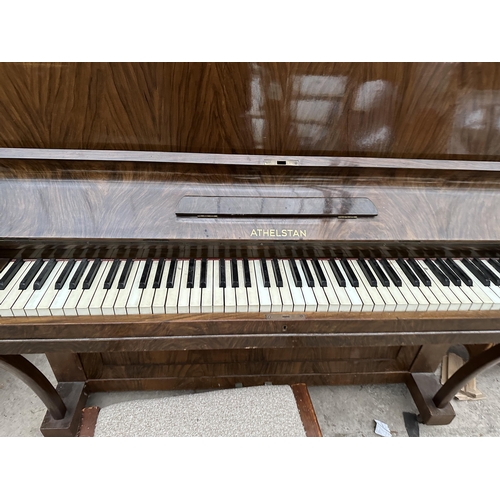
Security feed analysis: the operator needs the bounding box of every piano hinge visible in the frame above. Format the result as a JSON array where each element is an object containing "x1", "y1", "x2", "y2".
[
  {"x1": 197, "y1": 215, "x2": 218, "y2": 218},
  {"x1": 338, "y1": 215, "x2": 358, "y2": 219}
]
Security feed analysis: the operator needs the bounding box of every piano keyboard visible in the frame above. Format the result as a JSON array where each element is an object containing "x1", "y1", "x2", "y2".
[{"x1": 1, "y1": 256, "x2": 500, "y2": 317}]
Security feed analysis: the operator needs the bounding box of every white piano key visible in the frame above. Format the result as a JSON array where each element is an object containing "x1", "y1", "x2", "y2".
[
  {"x1": 374, "y1": 281, "x2": 398, "y2": 312},
  {"x1": 338, "y1": 261, "x2": 364, "y2": 312},
  {"x1": 266, "y1": 260, "x2": 283, "y2": 312},
  {"x1": 477, "y1": 260, "x2": 500, "y2": 305},
  {"x1": 0, "y1": 261, "x2": 34, "y2": 308},
  {"x1": 189, "y1": 260, "x2": 202, "y2": 313},
  {"x1": 201, "y1": 259, "x2": 214, "y2": 313},
  {"x1": 224, "y1": 260, "x2": 236, "y2": 313},
  {"x1": 295, "y1": 260, "x2": 317, "y2": 312},
  {"x1": 177, "y1": 260, "x2": 192, "y2": 314},
  {"x1": 282, "y1": 260, "x2": 305, "y2": 312},
  {"x1": 166, "y1": 260, "x2": 184, "y2": 313},
  {"x1": 235, "y1": 260, "x2": 248, "y2": 313},
  {"x1": 351, "y1": 261, "x2": 384, "y2": 312},
  {"x1": 89, "y1": 261, "x2": 116, "y2": 315},
  {"x1": 63, "y1": 260, "x2": 96, "y2": 316},
  {"x1": 318, "y1": 260, "x2": 342, "y2": 312},
  {"x1": 447, "y1": 282, "x2": 473, "y2": 311},
  {"x1": 125, "y1": 260, "x2": 146, "y2": 315},
  {"x1": 13, "y1": 260, "x2": 55, "y2": 316},
  {"x1": 394, "y1": 263, "x2": 429, "y2": 312},
  {"x1": 0, "y1": 261, "x2": 36, "y2": 317},
  {"x1": 246, "y1": 260, "x2": 260, "y2": 312},
  {"x1": 422, "y1": 261, "x2": 462, "y2": 311},
  {"x1": 139, "y1": 260, "x2": 159, "y2": 314},
  {"x1": 212, "y1": 260, "x2": 224, "y2": 314},
  {"x1": 453, "y1": 260, "x2": 496, "y2": 310},
  {"x1": 419, "y1": 261, "x2": 453, "y2": 311},
  {"x1": 152, "y1": 259, "x2": 171, "y2": 314},
  {"x1": 38, "y1": 261, "x2": 78, "y2": 316},
  {"x1": 101, "y1": 261, "x2": 126, "y2": 315},
  {"x1": 388, "y1": 263, "x2": 419, "y2": 312},
  {"x1": 321, "y1": 260, "x2": 351, "y2": 312},
  {"x1": 77, "y1": 261, "x2": 111, "y2": 315},
  {"x1": 113, "y1": 261, "x2": 140, "y2": 315},
  {"x1": 253, "y1": 260, "x2": 271, "y2": 313},
  {"x1": 343, "y1": 260, "x2": 372, "y2": 312},
  {"x1": 24, "y1": 262, "x2": 65, "y2": 317}
]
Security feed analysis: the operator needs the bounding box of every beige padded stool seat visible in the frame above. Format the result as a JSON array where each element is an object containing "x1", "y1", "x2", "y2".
[{"x1": 79, "y1": 384, "x2": 322, "y2": 437}]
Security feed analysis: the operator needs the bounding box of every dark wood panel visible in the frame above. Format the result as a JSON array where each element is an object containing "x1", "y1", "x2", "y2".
[
  {"x1": 98, "y1": 346, "x2": 403, "y2": 366},
  {"x1": 85, "y1": 372, "x2": 408, "y2": 392},
  {"x1": 2, "y1": 63, "x2": 500, "y2": 160}
]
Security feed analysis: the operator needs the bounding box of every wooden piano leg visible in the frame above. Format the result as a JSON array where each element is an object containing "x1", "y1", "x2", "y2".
[
  {"x1": 0, "y1": 354, "x2": 88, "y2": 437},
  {"x1": 408, "y1": 343, "x2": 500, "y2": 425}
]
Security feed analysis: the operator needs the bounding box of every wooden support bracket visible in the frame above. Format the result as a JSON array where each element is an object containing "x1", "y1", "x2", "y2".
[
  {"x1": 40, "y1": 382, "x2": 88, "y2": 437},
  {"x1": 406, "y1": 373, "x2": 456, "y2": 425}
]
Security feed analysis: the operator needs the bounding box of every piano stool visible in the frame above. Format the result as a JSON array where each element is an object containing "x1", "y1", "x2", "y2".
[{"x1": 77, "y1": 384, "x2": 322, "y2": 437}]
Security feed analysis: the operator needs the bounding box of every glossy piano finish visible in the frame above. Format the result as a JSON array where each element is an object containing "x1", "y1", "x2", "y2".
[
  {"x1": 2, "y1": 63, "x2": 500, "y2": 160},
  {"x1": 1, "y1": 157, "x2": 500, "y2": 259}
]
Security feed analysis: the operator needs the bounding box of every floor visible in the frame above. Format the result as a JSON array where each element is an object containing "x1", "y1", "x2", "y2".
[{"x1": 1, "y1": 353, "x2": 500, "y2": 437}]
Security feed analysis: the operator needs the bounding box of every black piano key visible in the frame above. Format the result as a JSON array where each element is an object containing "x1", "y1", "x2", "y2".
[
  {"x1": 219, "y1": 259, "x2": 226, "y2": 288},
  {"x1": 435, "y1": 258, "x2": 461, "y2": 286},
  {"x1": 424, "y1": 259, "x2": 450, "y2": 286},
  {"x1": 487, "y1": 258, "x2": 500, "y2": 276},
  {"x1": 117, "y1": 259, "x2": 133, "y2": 289},
  {"x1": 20, "y1": 259, "x2": 44, "y2": 290},
  {"x1": 472, "y1": 258, "x2": 500, "y2": 286},
  {"x1": 358, "y1": 259, "x2": 377, "y2": 287},
  {"x1": 289, "y1": 259, "x2": 302, "y2": 287},
  {"x1": 311, "y1": 259, "x2": 327, "y2": 287},
  {"x1": 272, "y1": 258, "x2": 283, "y2": 287},
  {"x1": 33, "y1": 259, "x2": 57, "y2": 290},
  {"x1": 446, "y1": 259, "x2": 473, "y2": 286},
  {"x1": 139, "y1": 258, "x2": 153, "y2": 289},
  {"x1": 243, "y1": 258, "x2": 251, "y2": 287},
  {"x1": 187, "y1": 258, "x2": 195, "y2": 288},
  {"x1": 104, "y1": 259, "x2": 120, "y2": 289},
  {"x1": 380, "y1": 259, "x2": 402, "y2": 287},
  {"x1": 396, "y1": 259, "x2": 419, "y2": 286},
  {"x1": 462, "y1": 258, "x2": 490, "y2": 286},
  {"x1": 370, "y1": 259, "x2": 391, "y2": 287},
  {"x1": 55, "y1": 259, "x2": 76, "y2": 289},
  {"x1": 260, "y1": 258, "x2": 271, "y2": 287},
  {"x1": 340, "y1": 259, "x2": 358, "y2": 287},
  {"x1": 166, "y1": 259, "x2": 177, "y2": 288},
  {"x1": 407, "y1": 259, "x2": 431, "y2": 287},
  {"x1": 152, "y1": 259, "x2": 165, "y2": 288},
  {"x1": 0, "y1": 259, "x2": 24, "y2": 290},
  {"x1": 200, "y1": 259, "x2": 207, "y2": 288},
  {"x1": 300, "y1": 259, "x2": 315, "y2": 287},
  {"x1": 82, "y1": 259, "x2": 102, "y2": 289},
  {"x1": 69, "y1": 259, "x2": 89, "y2": 289},
  {"x1": 231, "y1": 258, "x2": 239, "y2": 287},
  {"x1": 329, "y1": 259, "x2": 346, "y2": 287}
]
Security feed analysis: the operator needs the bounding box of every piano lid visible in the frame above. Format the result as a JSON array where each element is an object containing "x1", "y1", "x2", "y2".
[{"x1": 1, "y1": 62, "x2": 500, "y2": 162}]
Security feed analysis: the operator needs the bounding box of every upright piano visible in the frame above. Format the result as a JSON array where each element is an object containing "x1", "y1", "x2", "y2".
[{"x1": 1, "y1": 62, "x2": 500, "y2": 436}]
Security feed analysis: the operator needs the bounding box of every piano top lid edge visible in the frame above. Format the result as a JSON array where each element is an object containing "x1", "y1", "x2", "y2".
[{"x1": 1, "y1": 148, "x2": 500, "y2": 173}]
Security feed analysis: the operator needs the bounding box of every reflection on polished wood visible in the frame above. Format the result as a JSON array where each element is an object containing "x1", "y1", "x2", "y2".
[
  {"x1": 2, "y1": 63, "x2": 500, "y2": 434},
  {"x1": 1, "y1": 63, "x2": 500, "y2": 160}
]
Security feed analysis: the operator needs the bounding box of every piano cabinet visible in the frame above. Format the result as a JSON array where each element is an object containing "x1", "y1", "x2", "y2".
[{"x1": 3, "y1": 62, "x2": 500, "y2": 436}]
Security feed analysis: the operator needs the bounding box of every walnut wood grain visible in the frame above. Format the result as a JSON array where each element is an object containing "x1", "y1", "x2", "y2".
[
  {"x1": 291, "y1": 384, "x2": 322, "y2": 437},
  {"x1": 1, "y1": 160, "x2": 500, "y2": 257},
  {"x1": 2, "y1": 63, "x2": 500, "y2": 161}
]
